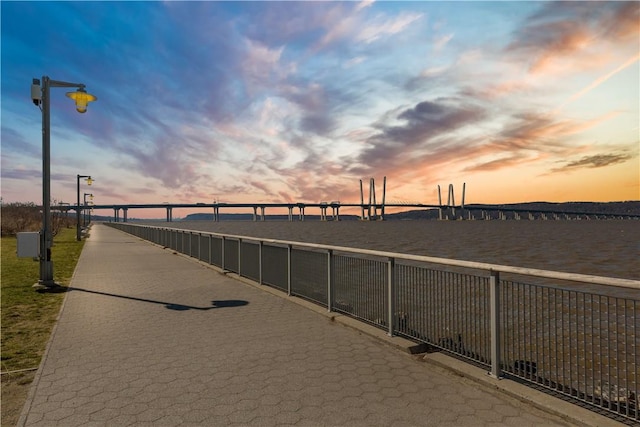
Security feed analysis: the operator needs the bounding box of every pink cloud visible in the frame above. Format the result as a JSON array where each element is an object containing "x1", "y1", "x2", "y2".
[{"x1": 507, "y1": 2, "x2": 639, "y2": 76}]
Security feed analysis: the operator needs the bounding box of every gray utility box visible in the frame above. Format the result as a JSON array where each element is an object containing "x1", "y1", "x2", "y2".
[{"x1": 17, "y1": 232, "x2": 40, "y2": 258}]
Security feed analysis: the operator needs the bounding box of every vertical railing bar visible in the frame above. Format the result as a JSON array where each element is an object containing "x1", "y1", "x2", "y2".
[
  {"x1": 591, "y1": 293, "x2": 595, "y2": 405},
  {"x1": 582, "y1": 292, "x2": 587, "y2": 403},
  {"x1": 513, "y1": 282, "x2": 517, "y2": 375},
  {"x1": 387, "y1": 257, "x2": 395, "y2": 337},
  {"x1": 516, "y1": 283, "x2": 527, "y2": 377},
  {"x1": 607, "y1": 296, "x2": 612, "y2": 411},
  {"x1": 259, "y1": 241, "x2": 263, "y2": 285},
  {"x1": 412, "y1": 265, "x2": 417, "y2": 338},
  {"x1": 535, "y1": 285, "x2": 539, "y2": 384},
  {"x1": 428, "y1": 268, "x2": 432, "y2": 342},
  {"x1": 561, "y1": 289, "x2": 565, "y2": 392},
  {"x1": 475, "y1": 275, "x2": 480, "y2": 362},
  {"x1": 624, "y1": 299, "x2": 629, "y2": 418},
  {"x1": 424, "y1": 268, "x2": 429, "y2": 342},
  {"x1": 516, "y1": 282, "x2": 520, "y2": 375},
  {"x1": 615, "y1": 297, "x2": 620, "y2": 415},
  {"x1": 460, "y1": 273, "x2": 464, "y2": 356},
  {"x1": 238, "y1": 238, "x2": 242, "y2": 277},
  {"x1": 442, "y1": 272, "x2": 453, "y2": 351},
  {"x1": 528, "y1": 284, "x2": 533, "y2": 378},
  {"x1": 609, "y1": 298, "x2": 622, "y2": 412},
  {"x1": 221, "y1": 236, "x2": 226, "y2": 272},
  {"x1": 523, "y1": 283, "x2": 527, "y2": 377},
  {"x1": 446, "y1": 271, "x2": 450, "y2": 351},
  {"x1": 469, "y1": 274, "x2": 474, "y2": 360},
  {"x1": 208, "y1": 234, "x2": 212, "y2": 265},
  {"x1": 568, "y1": 290, "x2": 573, "y2": 397},
  {"x1": 470, "y1": 275, "x2": 475, "y2": 360},
  {"x1": 575, "y1": 292, "x2": 580, "y2": 400},
  {"x1": 463, "y1": 274, "x2": 472, "y2": 362},
  {"x1": 598, "y1": 295, "x2": 604, "y2": 408},
  {"x1": 453, "y1": 271, "x2": 457, "y2": 351},
  {"x1": 446, "y1": 271, "x2": 452, "y2": 351},
  {"x1": 439, "y1": 270, "x2": 444, "y2": 348},
  {"x1": 435, "y1": 271, "x2": 440, "y2": 346},
  {"x1": 482, "y1": 276, "x2": 486, "y2": 363},
  {"x1": 435, "y1": 269, "x2": 440, "y2": 346},
  {"x1": 553, "y1": 288, "x2": 558, "y2": 391},
  {"x1": 512, "y1": 282, "x2": 517, "y2": 375},
  {"x1": 482, "y1": 276, "x2": 486, "y2": 365},
  {"x1": 463, "y1": 275, "x2": 468, "y2": 357},
  {"x1": 634, "y1": 300, "x2": 638, "y2": 421},
  {"x1": 327, "y1": 249, "x2": 333, "y2": 312},
  {"x1": 287, "y1": 244, "x2": 292, "y2": 296},
  {"x1": 489, "y1": 270, "x2": 501, "y2": 379},
  {"x1": 504, "y1": 282, "x2": 509, "y2": 373}
]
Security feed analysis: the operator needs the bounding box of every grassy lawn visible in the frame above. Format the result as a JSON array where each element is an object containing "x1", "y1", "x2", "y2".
[{"x1": 1, "y1": 227, "x2": 85, "y2": 426}]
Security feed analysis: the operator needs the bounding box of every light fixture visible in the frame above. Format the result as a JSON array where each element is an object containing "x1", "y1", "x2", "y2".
[{"x1": 66, "y1": 87, "x2": 97, "y2": 113}]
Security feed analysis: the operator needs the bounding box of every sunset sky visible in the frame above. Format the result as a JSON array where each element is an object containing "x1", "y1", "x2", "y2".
[{"x1": 1, "y1": 1, "x2": 638, "y2": 217}]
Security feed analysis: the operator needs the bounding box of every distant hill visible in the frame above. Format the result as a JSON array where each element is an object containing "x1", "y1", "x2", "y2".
[
  {"x1": 471, "y1": 201, "x2": 640, "y2": 214},
  {"x1": 182, "y1": 213, "x2": 361, "y2": 221},
  {"x1": 387, "y1": 201, "x2": 640, "y2": 220}
]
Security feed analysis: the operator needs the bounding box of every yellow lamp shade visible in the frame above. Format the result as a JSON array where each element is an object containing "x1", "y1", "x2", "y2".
[
  {"x1": 66, "y1": 87, "x2": 97, "y2": 113},
  {"x1": 86, "y1": 177, "x2": 93, "y2": 186}
]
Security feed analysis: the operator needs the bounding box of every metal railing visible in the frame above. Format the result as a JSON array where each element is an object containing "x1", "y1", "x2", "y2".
[{"x1": 106, "y1": 222, "x2": 640, "y2": 422}]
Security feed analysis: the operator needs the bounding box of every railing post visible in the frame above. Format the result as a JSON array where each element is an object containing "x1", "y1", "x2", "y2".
[
  {"x1": 208, "y1": 234, "x2": 212, "y2": 265},
  {"x1": 387, "y1": 257, "x2": 396, "y2": 336},
  {"x1": 489, "y1": 270, "x2": 502, "y2": 379},
  {"x1": 259, "y1": 241, "x2": 263, "y2": 285},
  {"x1": 287, "y1": 244, "x2": 292, "y2": 296},
  {"x1": 327, "y1": 249, "x2": 333, "y2": 312}
]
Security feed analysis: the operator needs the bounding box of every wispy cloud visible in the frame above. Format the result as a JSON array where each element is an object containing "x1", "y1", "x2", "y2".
[
  {"x1": 506, "y1": 2, "x2": 639, "y2": 75},
  {"x1": 355, "y1": 12, "x2": 423, "y2": 44},
  {"x1": 554, "y1": 53, "x2": 640, "y2": 112},
  {"x1": 551, "y1": 153, "x2": 634, "y2": 172}
]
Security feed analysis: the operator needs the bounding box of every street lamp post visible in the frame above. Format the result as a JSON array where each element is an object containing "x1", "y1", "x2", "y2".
[
  {"x1": 83, "y1": 193, "x2": 94, "y2": 227},
  {"x1": 32, "y1": 76, "x2": 96, "y2": 288},
  {"x1": 77, "y1": 175, "x2": 93, "y2": 241}
]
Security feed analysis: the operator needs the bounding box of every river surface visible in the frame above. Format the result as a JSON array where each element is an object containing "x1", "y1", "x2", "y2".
[{"x1": 138, "y1": 219, "x2": 639, "y2": 282}]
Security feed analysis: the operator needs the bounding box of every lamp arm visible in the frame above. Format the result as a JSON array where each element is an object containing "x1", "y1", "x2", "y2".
[{"x1": 49, "y1": 80, "x2": 85, "y2": 89}]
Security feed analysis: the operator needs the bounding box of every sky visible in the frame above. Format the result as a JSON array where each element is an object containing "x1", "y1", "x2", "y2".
[{"x1": 1, "y1": 1, "x2": 639, "y2": 218}]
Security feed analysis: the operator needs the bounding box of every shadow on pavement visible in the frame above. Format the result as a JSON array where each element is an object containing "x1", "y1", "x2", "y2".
[{"x1": 68, "y1": 287, "x2": 249, "y2": 311}]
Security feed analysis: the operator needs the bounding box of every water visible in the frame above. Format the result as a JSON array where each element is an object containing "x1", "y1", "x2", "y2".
[{"x1": 141, "y1": 219, "x2": 640, "y2": 281}]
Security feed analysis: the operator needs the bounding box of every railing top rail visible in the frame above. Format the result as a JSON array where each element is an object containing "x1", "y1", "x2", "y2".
[{"x1": 120, "y1": 223, "x2": 640, "y2": 290}]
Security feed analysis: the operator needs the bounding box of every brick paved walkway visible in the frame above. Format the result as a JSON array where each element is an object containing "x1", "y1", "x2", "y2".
[{"x1": 19, "y1": 224, "x2": 580, "y2": 426}]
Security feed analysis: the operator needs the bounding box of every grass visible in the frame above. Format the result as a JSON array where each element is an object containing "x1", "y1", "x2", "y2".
[{"x1": 1, "y1": 226, "x2": 85, "y2": 426}]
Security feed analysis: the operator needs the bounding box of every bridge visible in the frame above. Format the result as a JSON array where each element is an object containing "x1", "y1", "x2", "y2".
[
  {"x1": 52, "y1": 177, "x2": 638, "y2": 222},
  {"x1": 55, "y1": 201, "x2": 639, "y2": 223}
]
